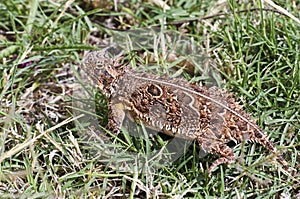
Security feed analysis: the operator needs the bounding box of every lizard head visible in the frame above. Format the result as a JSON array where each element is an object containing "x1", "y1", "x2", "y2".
[{"x1": 82, "y1": 47, "x2": 124, "y2": 95}]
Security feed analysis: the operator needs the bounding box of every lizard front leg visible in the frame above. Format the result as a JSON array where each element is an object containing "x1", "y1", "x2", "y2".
[{"x1": 107, "y1": 101, "x2": 126, "y2": 134}]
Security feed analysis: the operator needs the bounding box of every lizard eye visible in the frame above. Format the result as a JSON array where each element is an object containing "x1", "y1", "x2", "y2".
[{"x1": 96, "y1": 61, "x2": 104, "y2": 68}]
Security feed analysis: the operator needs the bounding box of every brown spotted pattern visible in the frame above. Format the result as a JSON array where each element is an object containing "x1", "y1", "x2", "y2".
[{"x1": 82, "y1": 48, "x2": 289, "y2": 174}]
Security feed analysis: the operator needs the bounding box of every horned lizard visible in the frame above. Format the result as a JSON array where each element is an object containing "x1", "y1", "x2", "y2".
[{"x1": 81, "y1": 47, "x2": 289, "y2": 174}]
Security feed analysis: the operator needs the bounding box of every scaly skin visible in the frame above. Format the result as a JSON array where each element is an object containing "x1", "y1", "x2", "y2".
[{"x1": 82, "y1": 47, "x2": 289, "y2": 174}]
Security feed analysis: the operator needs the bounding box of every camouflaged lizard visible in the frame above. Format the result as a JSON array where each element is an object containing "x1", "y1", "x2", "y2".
[{"x1": 81, "y1": 47, "x2": 289, "y2": 174}]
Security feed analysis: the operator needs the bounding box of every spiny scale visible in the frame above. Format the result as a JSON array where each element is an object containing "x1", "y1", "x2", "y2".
[{"x1": 82, "y1": 48, "x2": 289, "y2": 174}]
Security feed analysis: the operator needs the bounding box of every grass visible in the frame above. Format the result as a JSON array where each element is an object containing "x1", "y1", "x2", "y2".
[{"x1": 0, "y1": 0, "x2": 299, "y2": 198}]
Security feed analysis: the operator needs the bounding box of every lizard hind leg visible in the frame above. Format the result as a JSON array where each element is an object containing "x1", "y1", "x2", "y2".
[{"x1": 198, "y1": 136, "x2": 235, "y2": 175}]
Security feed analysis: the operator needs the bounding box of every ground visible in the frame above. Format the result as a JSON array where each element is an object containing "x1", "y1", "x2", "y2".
[{"x1": 0, "y1": 0, "x2": 299, "y2": 198}]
